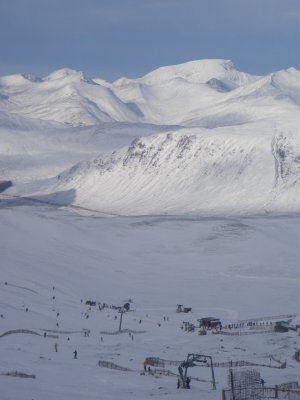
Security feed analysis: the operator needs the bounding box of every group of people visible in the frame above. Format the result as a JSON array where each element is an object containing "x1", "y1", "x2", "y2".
[
  {"x1": 143, "y1": 362, "x2": 152, "y2": 374},
  {"x1": 177, "y1": 377, "x2": 191, "y2": 389}
]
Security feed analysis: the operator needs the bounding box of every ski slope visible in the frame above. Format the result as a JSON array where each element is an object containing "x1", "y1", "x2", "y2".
[{"x1": 1, "y1": 202, "x2": 300, "y2": 400}]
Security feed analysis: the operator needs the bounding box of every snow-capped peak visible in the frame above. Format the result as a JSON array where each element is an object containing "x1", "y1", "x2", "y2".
[
  {"x1": 0, "y1": 59, "x2": 299, "y2": 128},
  {"x1": 140, "y1": 59, "x2": 237, "y2": 84},
  {"x1": 0, "y1": 73, "x2": 40, "y2": 87},
  {"x1": 44, "y1": 68, "x2": 94, "y2": 84}
]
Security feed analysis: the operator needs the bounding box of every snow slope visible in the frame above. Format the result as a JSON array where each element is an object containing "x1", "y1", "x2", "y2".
[
  {"x1": 12, "y1": 121, "x2": 300, "y2": 216},
  {"x1": 1, "y1": 203, "x2": 300, "y2": 400},
  {"x1": 0, "y1": 106, "x2": 179, "y2": 182},
  {"x1": 1, "y1": 59, "x2": 300, "y2": 215}
]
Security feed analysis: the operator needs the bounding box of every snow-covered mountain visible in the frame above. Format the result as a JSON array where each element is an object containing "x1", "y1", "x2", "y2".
[
  {"x1": 0, "y1": 69, "x2": 141, "y2": 126},
  {"x1": 1, "y1": 59, "x2": 300, "y2": 128},
  {"x1": 111, "y1": 60, "x2": 300, "y2": 127},
  {"x1": 1, "y1": 59, "x2": 300, "y2": 215},
  {"x1": 14, "y1": 123, "x2": 300, "y2": 216}
]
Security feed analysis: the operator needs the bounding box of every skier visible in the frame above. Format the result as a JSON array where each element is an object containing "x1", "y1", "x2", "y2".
[
  {"x1": 177, "y1": 378, "x2": 181, "y2": 389},
  {"x1": 186, "y1": 377, "x2": 191, "y2": 389},
  {"x1": 73, "y1": 350, "x2": 77, "y2": 359},
  {"x1": 54, "y1": 343, "x2": 58, "y2": 352}
]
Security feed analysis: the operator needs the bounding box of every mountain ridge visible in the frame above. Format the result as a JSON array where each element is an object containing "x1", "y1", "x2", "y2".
[
  {"x1": 1, "y1": 59, "x2": 300, "y2": 216},
  {"x1": 1, "y1": 59, "x2": 299, "y2": 127}
]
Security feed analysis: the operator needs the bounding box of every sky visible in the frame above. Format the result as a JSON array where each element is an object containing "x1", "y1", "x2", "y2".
[{"x1": 0, "y1": 0, "x2": 300, "y2": 81}]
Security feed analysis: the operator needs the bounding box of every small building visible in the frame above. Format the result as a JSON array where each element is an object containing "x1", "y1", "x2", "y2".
[
  {"x1": 198, "y1": 317, "x2": 222, "y2": 330},
  {"x1": 274, "y1": 321, "x2": 289, "y2": 333},
  {"x1": 176, "y1": 304, "x2": 192, "y2": 313}
]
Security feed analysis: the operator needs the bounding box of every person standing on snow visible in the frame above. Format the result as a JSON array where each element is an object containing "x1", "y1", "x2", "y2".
[{"x1": 186, "y1": 377, "x2": 191, "y2": 389}]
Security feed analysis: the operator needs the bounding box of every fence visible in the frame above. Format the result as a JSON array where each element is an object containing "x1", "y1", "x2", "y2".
[
  {"x1": 98, "y1": 359, "x2": 212, "y2": 383},
  {"x1": 236, "y1": 315, "x2": 297, "y2": 325},
  {"x1": 98, "y1": 360, "x2": 134, "y2": 372},
  {"x1": 100, "y1": 329, "x2": 146, "y2": 335},
  {"x1": 145, "y1": 357, "x2": 285, "y2": 369},
  {"x1": 217, "y1": 330, "x2": 274, "y2": 337},
  {"x1": 0, "y1": 371, "x2": 36, "y2": 379},
  {"x1": 40, "y1": 329, "x2": 81, "y2": 334},
  {"x1": 145, "y1": 357, "x2": 181, "y2": 367},
  {"x1": 0, "y1": 329, "x2": 41, "y2": 338},
  {"x1": 211, "y1": 360, "x2": 285, "y2": 369},
  {"x1": 222, "y1": 386, "x2": 300, "y2": 400}
]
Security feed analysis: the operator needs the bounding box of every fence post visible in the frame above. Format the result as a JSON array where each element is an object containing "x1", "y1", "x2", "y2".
[
  {"x1": 229, "y1": 369, "x2": 236, "y2": 400},
  {"x1": 274, "y1": 385, "x2": 278, "y2": 399}
]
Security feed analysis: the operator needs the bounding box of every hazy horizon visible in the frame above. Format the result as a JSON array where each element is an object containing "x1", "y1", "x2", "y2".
[{"x1": 1, "y1": 0, "x2": 300, "y2": 80}]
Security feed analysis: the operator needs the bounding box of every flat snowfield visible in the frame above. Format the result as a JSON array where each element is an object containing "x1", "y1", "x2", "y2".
[{"x1": 1, "y1": 201, "x2": 300, "y2": 399}]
